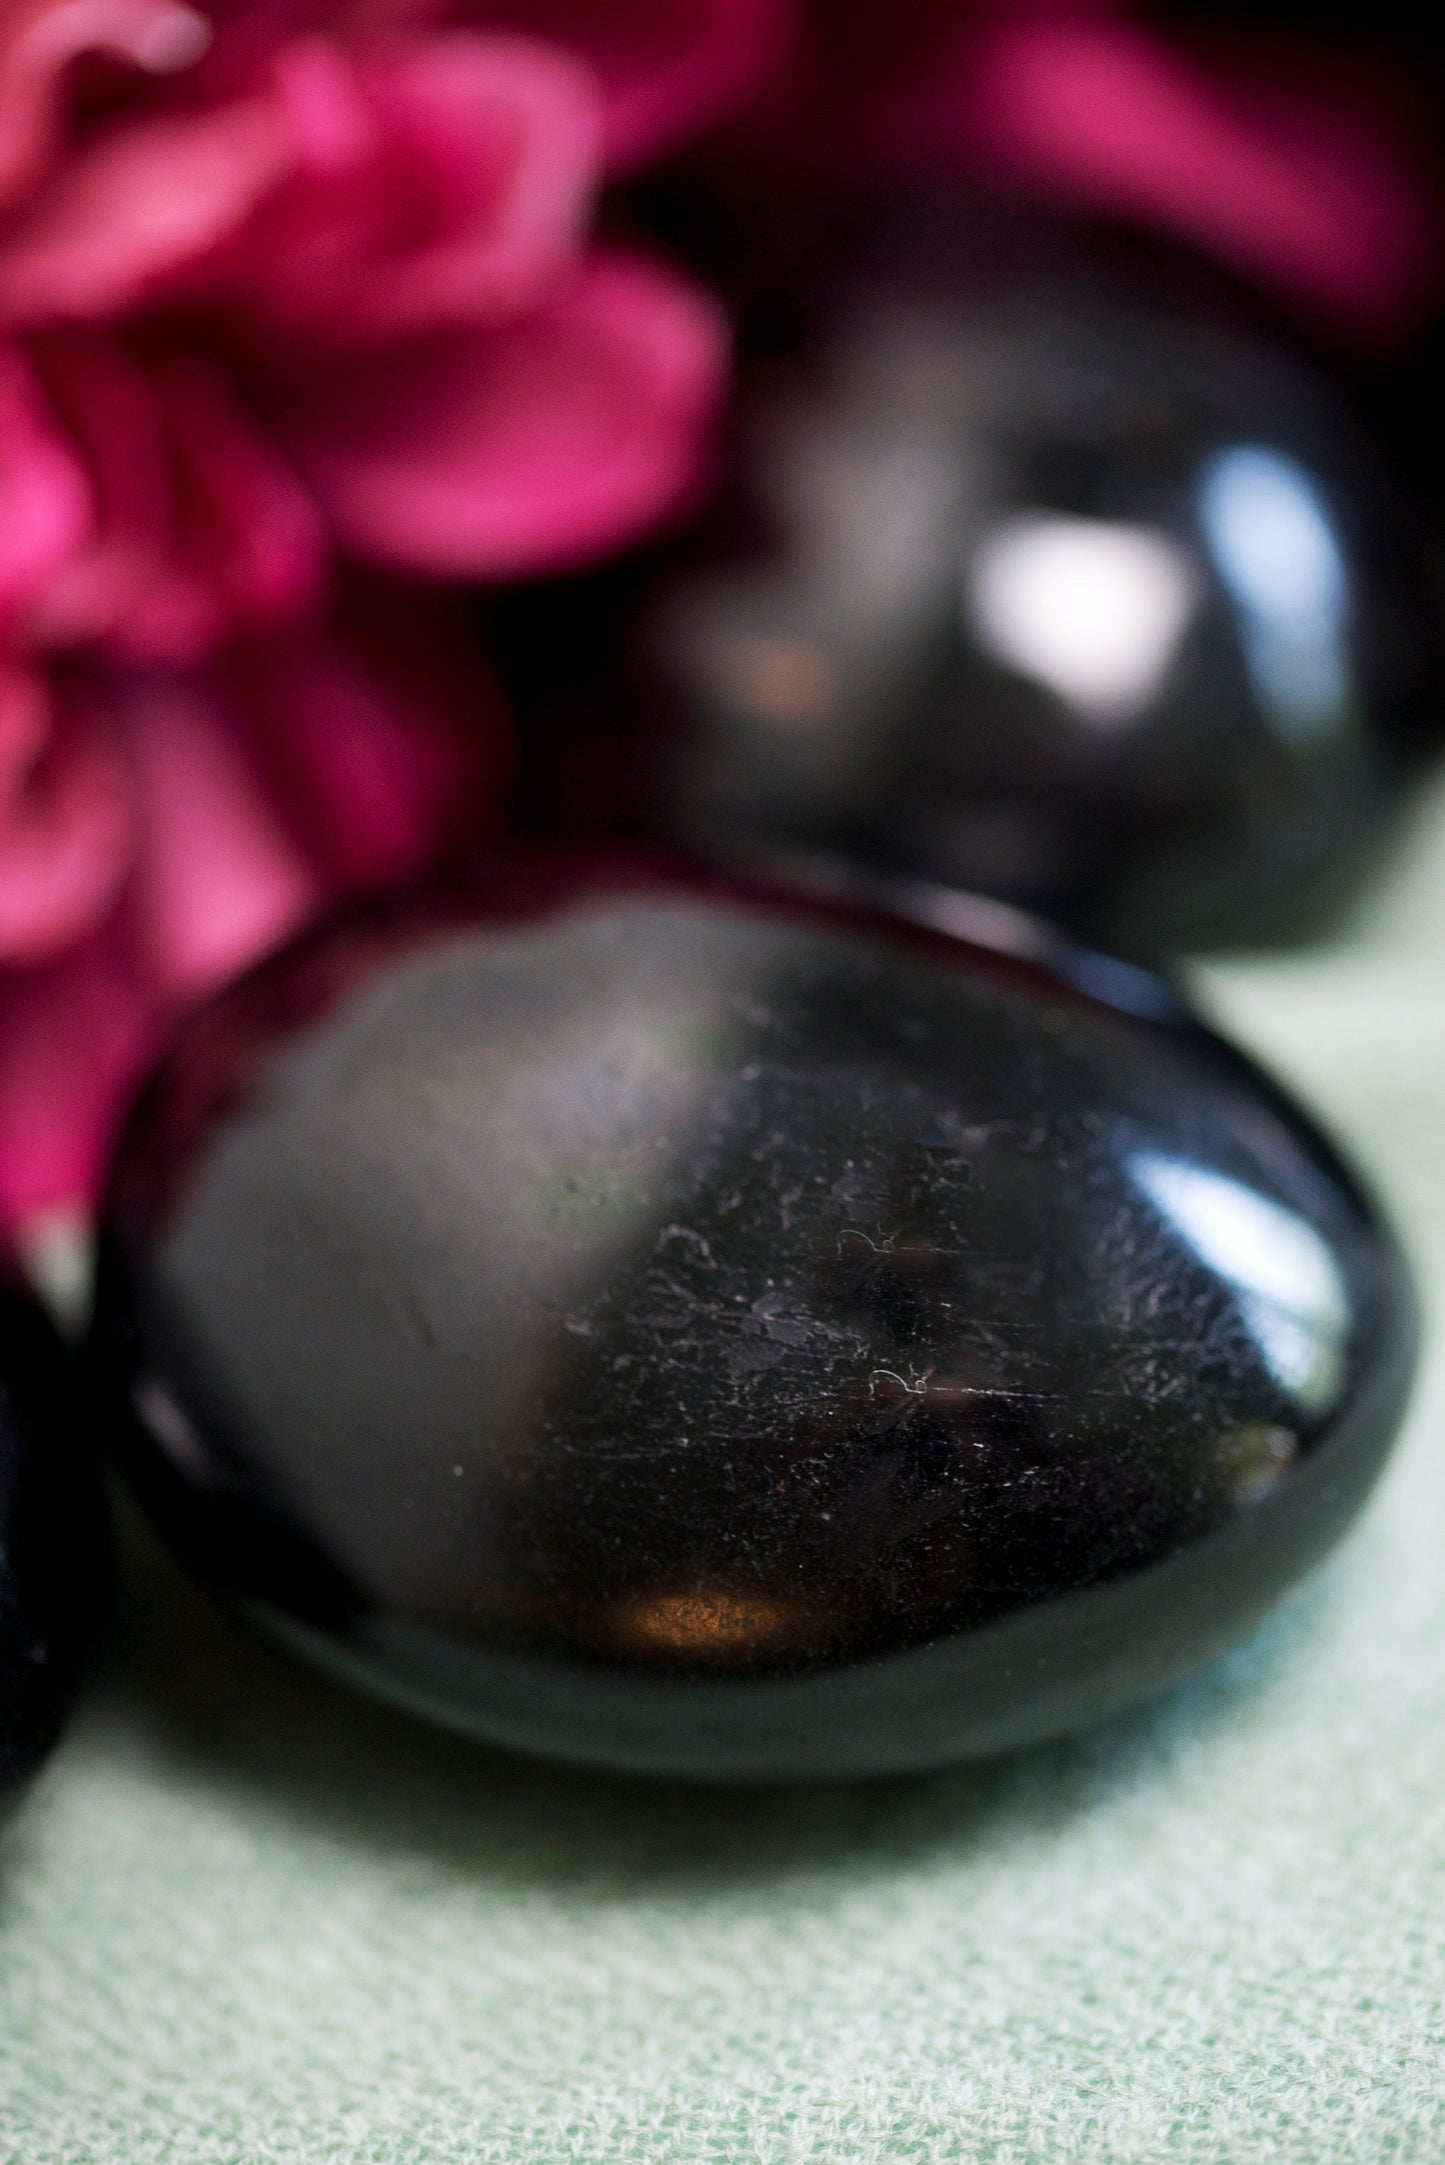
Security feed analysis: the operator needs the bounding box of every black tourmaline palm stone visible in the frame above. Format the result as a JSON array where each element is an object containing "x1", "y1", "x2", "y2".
[
  {"x1": 1, "y1": 1281, "x2": 107, "y2": 1812},
  {"x1": 638, "y1": 240, "x2": 1442, "y2": 957},
  {"x1": 93, "y1": 855, "x2": 1415, "y2": 1780}
]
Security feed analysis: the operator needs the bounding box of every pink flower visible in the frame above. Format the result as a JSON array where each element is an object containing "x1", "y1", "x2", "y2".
[
  {"x1": 471, "y1": 0, "x2": 797, "y2": 171},
  {"x1": 743, "y1": 1, "x2": 1440, "y2": 345},
  {"x1": 874, "y1": 7, "x2": 1441, "y2": 343},
  {"x1": 0, "y1": 0, "x2": 791, "y2": 1248},
  {"x1": 0, "y1": 6, "x2": 753, "y2": 591},
  {"x1": 0, "y1": 583, "x2": 507, "y2": 1243}
]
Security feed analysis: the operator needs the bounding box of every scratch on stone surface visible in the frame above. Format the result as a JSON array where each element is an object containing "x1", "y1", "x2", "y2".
[
  {"x1": 656, "y1": 1223, "x2": 714, "y2": 1263},
  {"x1": 869, "y1": 1367, "x2": 930, "y2": 1398},
  {"x1": 404, "y1": 1294, "x2": 439, "y2": 1350}
]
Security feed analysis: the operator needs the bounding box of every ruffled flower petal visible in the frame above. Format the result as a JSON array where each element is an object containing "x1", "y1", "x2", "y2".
[
  {"x1": 0, "y1": 665, "x2": 135, "y2": 962},
  {"x1": 224, "y1": 582, "x2": 508, "y2": 886},
  {"x1": 0, "y1": 0, "x2": 212, "y2": 210},
  {"x1": 24, "y1": 327, "x2": 173, "y2": 647},
  {"x1": 0, "y1": 920, "x2": 153, "y2": 1234},
  {"x1": 116, "y1": 666, "x2": 326, "y2": 996},
  {"x1": 23, "y1": 331, "x2": 326, "y2": 661},
  {"x1": 0, "y1": 91, "x2": 295, "y2": 325},
  {"x1": 871, "y1": 14, "x2": 1439, "y2": 337},
  {"x1": 0, "y1": 698, "x2": 310, "y2": 1232},
  {"x1": 218, "y1": 31, "x2": 602, "y2": 343},
  {"x1": 0, "y1": 0, "x2": 762, "y2": 1248},
  {"x1": 475, "y1": 0, "x2": 797, "y2": 169},
  {"x1": 114, "y1": 350, "x2": 328, "y2": 662},
  {"x1": 0, "y1": 341, "x2": 93, "y2": 623},
  {"x1": 273, "y1": 249, "x2": 728, "y2": 577}
]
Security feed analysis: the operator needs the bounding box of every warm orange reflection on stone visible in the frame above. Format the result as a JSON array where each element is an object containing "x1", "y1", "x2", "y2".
[
  {"x1": 611, "y1": 1587, "x2": 799, "y2": 1662},
  {"x1": 726, "y1": 635, "x2": 838, "y2": 727}
]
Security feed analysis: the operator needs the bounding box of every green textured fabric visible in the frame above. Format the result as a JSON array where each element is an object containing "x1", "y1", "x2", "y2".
[{"x1": 6, "y1": 792, "x2": 1445, "y2": 2165}]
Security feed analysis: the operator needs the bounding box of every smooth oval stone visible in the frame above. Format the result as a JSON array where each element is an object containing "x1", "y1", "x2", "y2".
[
  {"x1": 1, "y1": 1281, "x2": 107, "y2": 1813},
  {"x1": 92, "y1": 855, "x2": 1415, "y2": 1781},
  {"x1": 635, "y1": 236, "x2": 1442, "y2": 957}
]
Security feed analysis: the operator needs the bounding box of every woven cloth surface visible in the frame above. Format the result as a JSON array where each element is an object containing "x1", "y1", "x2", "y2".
[{"x1": 5, "y1": 786, "x2": 1445, "y2": 2165}]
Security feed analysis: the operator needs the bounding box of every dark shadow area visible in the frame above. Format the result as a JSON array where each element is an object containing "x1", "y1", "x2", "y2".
[{"x1": 66, "y1": 1488, "x2": 1343, "y2": 1907}]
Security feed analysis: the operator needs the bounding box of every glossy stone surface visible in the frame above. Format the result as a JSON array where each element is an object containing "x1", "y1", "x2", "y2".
[
  {"x1": 93, "y1": 855, "x2": 1415, "y2": 1780},
  {"x1": 637, "y1": 241, "x2": 1442, "y2": 957},
  {"x1": 1, "y1": 1282, "x2": 107, "y2": 1813}
]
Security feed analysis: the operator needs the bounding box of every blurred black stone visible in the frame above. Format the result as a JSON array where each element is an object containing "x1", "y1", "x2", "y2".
[
  {"x1": 1, "y1": 1281, "x2": 108, "y2": 1814},
  {"x1": 92, "y1": 853, "x2": 1414, "y2": 1780},
  {"x1": 497, "y1": 203, "x2": 1445, "y2": 960}
]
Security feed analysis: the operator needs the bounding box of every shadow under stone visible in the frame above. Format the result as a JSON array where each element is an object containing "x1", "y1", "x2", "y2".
[{"x1": 62, "y1": 1489, "x2": 1340, "y2": 1908}]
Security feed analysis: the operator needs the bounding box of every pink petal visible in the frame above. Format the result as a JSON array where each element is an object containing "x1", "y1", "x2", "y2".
[
  {"x1": 0, "y1": 666, "x2": 136, "y2": 963},
  {"x1": 23, "y1": 327, "x2": 173, "y2": 646},
  {"x1": 117, "y1": 667, "x2": 325, "y2": 996},
  {"x1": 0, "y1": 587, "x2": 496, "y2": 1235},
  {"x1": 473, "y1": 0, "x2": 797, "y2": 168},
  {"x1": 274, "y1": 249, "x2": 728, "y2": 577},
  {"x1": 0, "y1": 90, "x2": 295, "y2": 325},
  {"x1": 187, "y1": 0, "x2": 415, "y2": 96},
  {"x1": 0, "y1": 0, "x2": 212, "y2": 211},
  {"x1": 931, "y1": 18, "x2": 1439, "y2": 337},
  {"x1": 218, "y1": 31, "x2": 602, "y2": 343},
  {"x1": 226, "y1": 582, "x2": 509, "y2": 886},
  {"x1": 33, "y1": 333, "x2": 322, "y2": 664},
  {"x1": 0, "y1": 919, "x2": 155, "y2": 1233},
  {"x1": 113, "y1": 350, "x2": 327, "y2": 663},
  {"x1": 0, "y1": 341, "x2": 93, "y2": 623},
  {"x1": 0, "y1": 665, "x2": 48, "y2": 798}
]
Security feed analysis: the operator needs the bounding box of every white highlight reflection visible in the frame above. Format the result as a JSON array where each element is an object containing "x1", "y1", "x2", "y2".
[
  {"x1": 966, "y1": 512, "x2": 1200, "y2": 726},
  {"x1": 1132, "y1": 1153, "x2": 1349, "y2": 1411},
  {"x1": 1195, "y1": 445, "x2": 1351, "y2": 744}
]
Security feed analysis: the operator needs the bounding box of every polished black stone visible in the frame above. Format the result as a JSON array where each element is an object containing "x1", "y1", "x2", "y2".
[
  {"x1": 93, "y1": 854, "x2": 1415, "y2": 1780},
  {"x1": 1, "y1": 1281, "x2": 107, "y2": 1813},
  {"x1": 631, "y1": 239, "x2": 1443, "y2": 957}
]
